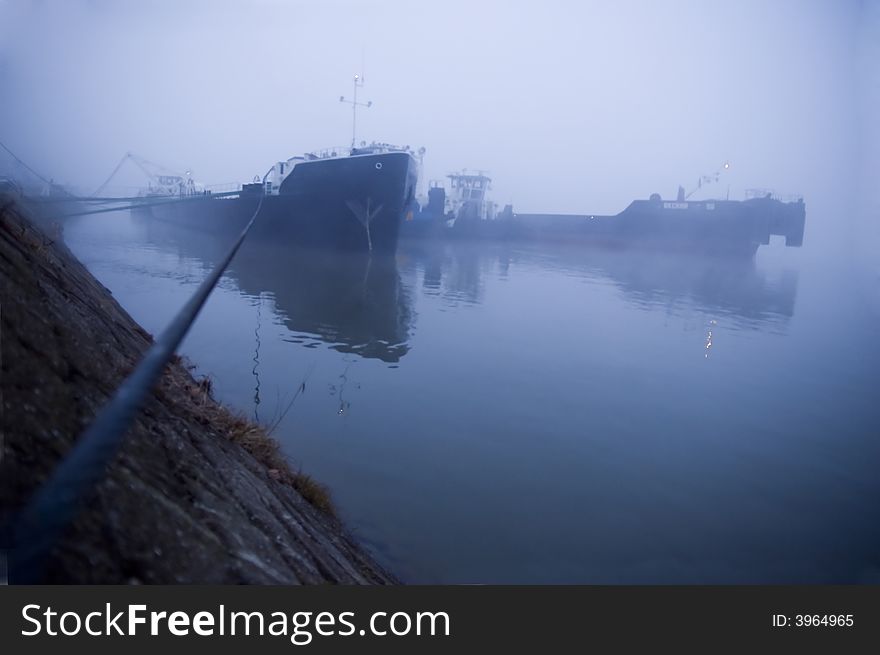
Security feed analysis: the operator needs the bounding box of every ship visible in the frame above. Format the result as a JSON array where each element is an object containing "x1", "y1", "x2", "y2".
[
  {"x1": 132, "y1": 74, "x2": 419, "y2": 253},
  {"x1": 133, "y1": 143, "x2": 419, "y2": 253},
  {"x1": 403, "y1": 168, "x2": 806, "y2": 257}
]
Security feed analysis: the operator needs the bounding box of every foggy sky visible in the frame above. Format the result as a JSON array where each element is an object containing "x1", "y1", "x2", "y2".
[{"x1": 0, "y1": 0, "x2": 875, "y2": 245}]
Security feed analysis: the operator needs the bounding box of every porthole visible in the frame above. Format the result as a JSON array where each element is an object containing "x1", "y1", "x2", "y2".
[{"x1": 375, "y1": 162, "x2": 383, "y2": 170}]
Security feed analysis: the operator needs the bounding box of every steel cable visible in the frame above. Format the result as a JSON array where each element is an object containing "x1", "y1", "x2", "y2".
[{"x1": 11, "y1": 171, "x2": 271, "y2": 583}]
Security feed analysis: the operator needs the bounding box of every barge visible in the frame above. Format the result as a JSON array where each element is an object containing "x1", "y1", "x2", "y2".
[{"x1": 403, "y1": 172, "x2": 806, "y2": 257}]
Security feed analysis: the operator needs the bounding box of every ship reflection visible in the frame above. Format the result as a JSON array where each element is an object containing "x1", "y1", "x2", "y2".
[
  {"x1": 590, "y1": 249, "x2": 799, "y2": 327},
  {"x1": 139, "y1": 220, "x2": 413, "y2": 363},
  {"x1": 398, "y1": 241, "x2": 799, "y2": 328},
  {"x1": 137, "y1": 218, "x2": 798, "y2": 366},
  {"x1": 239, "y1": 244, "x2": 412, "y2": 363}
]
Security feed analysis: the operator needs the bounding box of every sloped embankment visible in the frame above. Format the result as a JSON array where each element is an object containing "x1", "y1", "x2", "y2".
[{"x1": 0, "y1": 195, "x2": 395, "y2": 583}]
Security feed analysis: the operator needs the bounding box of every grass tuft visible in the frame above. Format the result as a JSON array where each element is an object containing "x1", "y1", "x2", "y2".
[{"x1": 162, "y1": 360, "x2": 335, "y2": 517}]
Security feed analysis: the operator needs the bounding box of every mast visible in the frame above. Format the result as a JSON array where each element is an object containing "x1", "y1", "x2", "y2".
[{"x1": 339, "y1": 73, "x2": 372, "y2": 150}]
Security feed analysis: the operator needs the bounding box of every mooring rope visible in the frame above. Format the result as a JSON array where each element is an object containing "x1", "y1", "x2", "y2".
[
  {"x1": 11, "y1": 171, "x2": 271, "y2": 583},
  {"x1": 36, "y1": 191, "x2": 243, "y2": 220},
  {"x1": 29, "y1": 190, "x2": 241, "y2": 205}
]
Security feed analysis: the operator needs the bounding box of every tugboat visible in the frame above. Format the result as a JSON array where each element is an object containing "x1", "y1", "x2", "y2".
[
  {"x1": 134, "y1": 75, "x2": 420, "y2": 253},
  {"x1": 403, "y1": 170, "x2": 496, "y2": 238}
]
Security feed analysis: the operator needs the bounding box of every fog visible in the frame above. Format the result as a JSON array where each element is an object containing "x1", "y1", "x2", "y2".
[
  {"x1": 0, "y1": 0, "x2": 876, "y2": 254},
  {"x1": 5, "y1": 0, "x2": 880, "y2": 586}
]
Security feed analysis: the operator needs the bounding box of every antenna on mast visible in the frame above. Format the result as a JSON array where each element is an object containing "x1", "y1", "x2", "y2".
[
  {"x1": 685, "y1": 160, "x2": 730, "y2": 199},
  {"x1": 339, "y1": 58, "x2": 372, "y2": 150}
]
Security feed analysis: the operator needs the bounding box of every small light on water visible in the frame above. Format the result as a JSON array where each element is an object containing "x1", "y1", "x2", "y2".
[{"x1": 705, "y1": 320, "x2": 717, "y2": 358}]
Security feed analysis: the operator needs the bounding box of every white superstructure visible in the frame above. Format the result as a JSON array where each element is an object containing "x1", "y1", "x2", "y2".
[{"x1": 263, "y1": 142, "x2": 422, "y2": 196}]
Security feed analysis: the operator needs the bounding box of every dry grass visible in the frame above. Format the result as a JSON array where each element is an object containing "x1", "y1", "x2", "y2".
[
  {"x1": 221, "y1": 412, "x2": 335, "y2": 517},
  {"x1": 163, "y1": 359, "x2": 336, "y2": 517}
]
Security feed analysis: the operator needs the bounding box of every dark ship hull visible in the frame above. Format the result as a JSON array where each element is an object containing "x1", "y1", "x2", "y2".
[
  {"x1": 404, "y1": 194, "x2": 806, "y2": 257},
  {"x1": 135, "y1": 151, "x2": 418, "y2": 253}
]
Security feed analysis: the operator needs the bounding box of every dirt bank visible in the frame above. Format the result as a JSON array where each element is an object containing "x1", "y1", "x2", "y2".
[{"x1": 0, "y1": 194, "x2": 396, "y2": 583}]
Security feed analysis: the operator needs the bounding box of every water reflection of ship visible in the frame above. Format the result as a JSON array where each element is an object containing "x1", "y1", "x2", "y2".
[
  {"x1": 399, "y1": 241, "x2": 798, "y2": 325},
  {"x1": 138, "y1": 219, "x2": 413, "y2": 363},
  {"x1": 596, "y1": 252, "x2": 799, "y2": 325},
  {"x1": 402, "y1": 241, "x2": 492, "y2": 306}
]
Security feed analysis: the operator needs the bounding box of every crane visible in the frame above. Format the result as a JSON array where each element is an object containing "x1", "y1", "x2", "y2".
[{"x1": 91, "y1": 152, "x2": 200, "y2": 197}]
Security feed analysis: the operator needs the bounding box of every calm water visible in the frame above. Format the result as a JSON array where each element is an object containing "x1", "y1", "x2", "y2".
[{"x1": 63, "y1": 211, "x2": 880, "y2": 583}]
